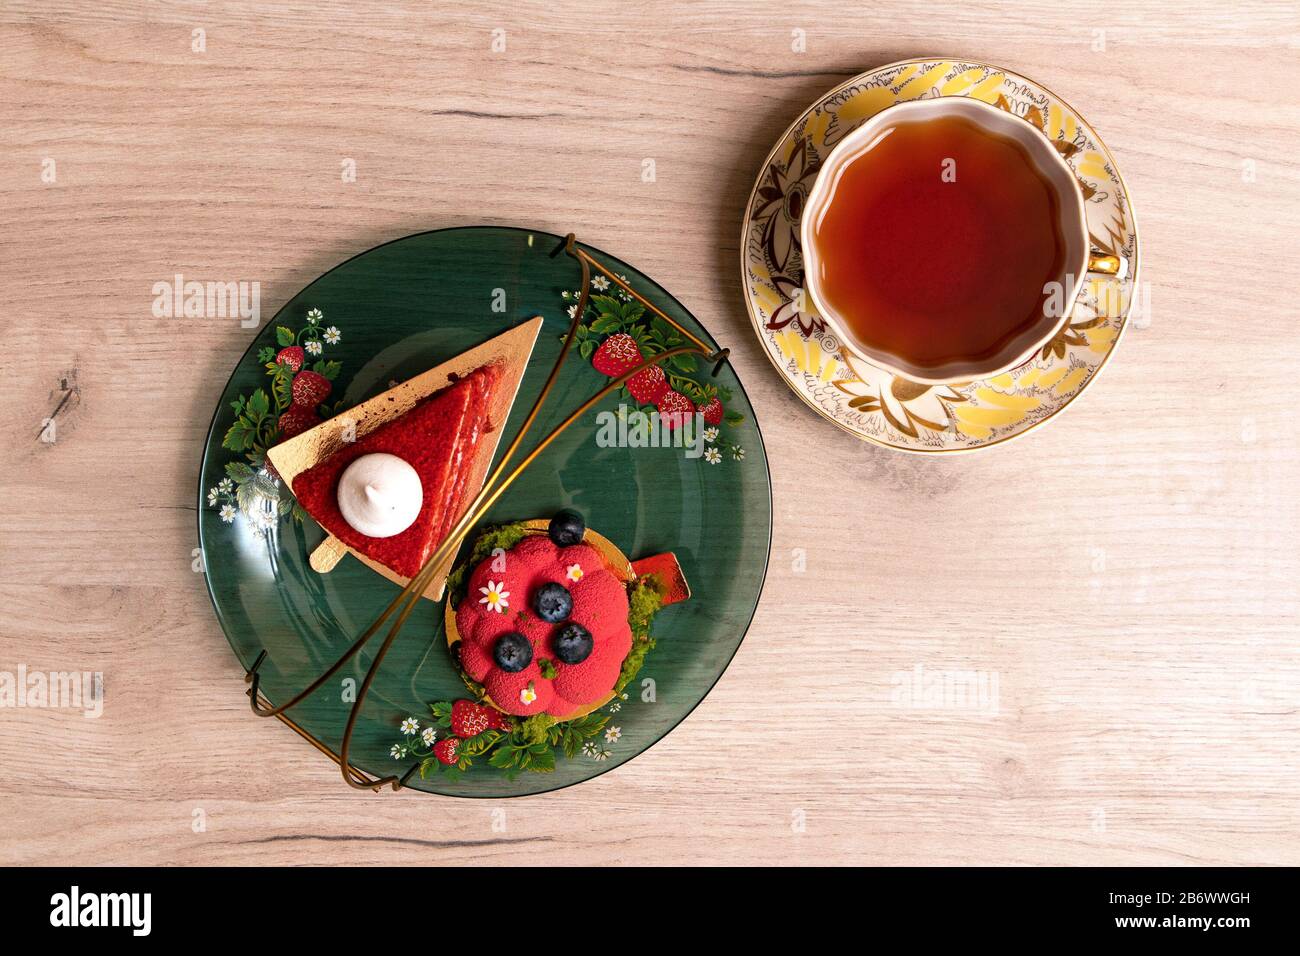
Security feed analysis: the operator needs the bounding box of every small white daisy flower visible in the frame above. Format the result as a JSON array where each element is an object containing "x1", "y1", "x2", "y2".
[
  {"x1": 561, "y1": 290, "x2": 571, "y2": 300},
  {"x1": 604, "y1": 726, "x2": 622, "y2": 743},
  {"x1": 607, "y1": 702, "x2": 621, "y2": 714},
  {"x1": 565, "y1": 563, "x2": 584, "y2": 582},
  {"x1": 591, "y1": 276, "x2": 609, "y2": 291},
  {"x1": 732, "y1": 446, "x2": 745, "y2": 461},
  {"x1": 582, "y1": 741, "x2": 598, "y2": 757},
  {"x1": 593, "y1": 747, "x2": 610, "y2": 762},
  {"x1": 305, "y1": 339, "x2": 323, "y2": 356},
  {"x1": 219, "y1": 504, "x2": 237, "y2": 523},
  {"x1": 567, "y1": 304, "x2": 579, "y2": 319},
  {"x1": 479, "y1": 581, "x2": 509, "y2": 613},
  {"x1": 400, "y1": 716, "x2": 420, "y2": 736},
  {"x1": 390, "y1": 744, "x2": 407, "y2": 760},
  {"x1": 703, "y1": 427, "x2": 718, "y2": 442},
  {"x1": 323, "y1": 326, "x2": 341, "y2": 345},
  {"x1": 421, "y1": 727, "x2": 436, "y2": 746},
  {"x1": 218, "y1": 478, "x2": 233, "y2": 492},
  {"x1": 207, "y1": 488, "x2": 220, "y2": 506},
  {"x1": 307, "y1": 308, "x2": 322, "y2": 324},
  {"x1": 520, "y1": 684, "x2": 537, "y2": 705},
  {"x1": 704, "y1": 447, "x2": 721, "y2": 465},
  {"x1": 620, "y1": 693, "x2": 628, "y2": 701}
]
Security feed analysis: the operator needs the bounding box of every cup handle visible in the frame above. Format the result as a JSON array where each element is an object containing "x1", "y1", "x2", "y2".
[{"x1": 1087, "y1": 252, "x2": 1128, "y2": 280}]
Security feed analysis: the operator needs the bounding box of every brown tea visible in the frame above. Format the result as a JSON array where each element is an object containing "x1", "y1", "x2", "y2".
[{"x1": 807, "y1": 114, "x2": 1066, "y2": 372}]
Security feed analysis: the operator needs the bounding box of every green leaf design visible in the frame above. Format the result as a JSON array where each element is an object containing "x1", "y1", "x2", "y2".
[
  {"x1": 222, "y1": 420, "x2": 255, "y2": 452},
  {"x1": 313, "y1": 359, "x2": 342, "y2": 381},
  {"x1": 246, "y1": 389, "x2": 270, "y2": 422},
  {"x1": 724, "y1": 410, "x2": 744, "y2": 425},
  {"x1": 590, "y1": 315, "x2": 622, "y2": 335},
  {"x1": 225, "y1": 461, "x2": 255, "y2": 482},
  {"x1": 275, "y1": 327, "x2": 294, "y2": 347}
]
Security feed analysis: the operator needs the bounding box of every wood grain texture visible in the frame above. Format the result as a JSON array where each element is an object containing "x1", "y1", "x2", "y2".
[{"x1": 1, "y1": 0, "x2": 1298, "y2": 866}]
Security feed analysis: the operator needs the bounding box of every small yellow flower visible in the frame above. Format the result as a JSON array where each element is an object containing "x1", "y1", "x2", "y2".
[
  {"x1": 520, "y1": 683, "x2": 537, "y2": 705},
  {"x1": 565, "y1": 563, "x2": 584, "y2": 582}
]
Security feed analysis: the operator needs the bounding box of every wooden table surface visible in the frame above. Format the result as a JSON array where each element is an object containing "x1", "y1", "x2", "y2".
[{"x1": 2, "y1": 0, "x2": 1297, "y2": 867}]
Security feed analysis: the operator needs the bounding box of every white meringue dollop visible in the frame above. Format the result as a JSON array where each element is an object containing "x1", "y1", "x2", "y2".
[{"x1": 336, "y1": 453, "x2": 423, "y2": 538}]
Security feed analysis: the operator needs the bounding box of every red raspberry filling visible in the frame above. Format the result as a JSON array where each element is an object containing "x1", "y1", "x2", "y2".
[{"x1": 455, "y1": 535, "x2": 632, "y2": 718}]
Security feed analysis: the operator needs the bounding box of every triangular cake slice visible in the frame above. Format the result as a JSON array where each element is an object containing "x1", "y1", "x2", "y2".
[
  {"x1": 266, "y1": 317, "x2": 542, "y2": 600},
  {"x1": 290, "y1": 364, "x2": 501, "y2": 580}
]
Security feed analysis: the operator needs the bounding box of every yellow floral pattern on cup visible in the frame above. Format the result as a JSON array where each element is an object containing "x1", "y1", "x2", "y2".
[{"x1": 741, "y1": 59, "x2": 1140, "y2": 452}]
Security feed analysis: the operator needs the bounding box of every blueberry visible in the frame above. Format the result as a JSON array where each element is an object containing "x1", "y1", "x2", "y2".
[
  {"x1": 554, "y1": 622, "x2": 593, "y2": 664},
  {"x1": 493, "y1": 632, "x2": 532, "y2": 673},
  {"x1": 548, "y1": 508, "x2": 585, "y2": 547},
  {"x1": 533, "y1": 581, "x2": 573, "y2": 623}
]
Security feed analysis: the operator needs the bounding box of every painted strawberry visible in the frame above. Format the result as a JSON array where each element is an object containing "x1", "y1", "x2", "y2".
[
  {"x1": 291, "y1": 369, "x2": 332, "y2": 408},
  {"x1": 275, "y1": 346, "x2": 305, "y2": 372},
  {"x1": 627, "y1": 362, "x2": 669, "y2": 404},
  {"x1": 451, "y1": 699, "x2": 513, "y2": 738},
  {"x1": 277, "y1": 404, "x2": 320, "y2": 440},
  {"x1": 656, "y1": 390, "x2": 695, "y2": 430},
  {"x1": 697, "y1": 396, "x2": 724, "y2": 426},
  {"x1": 433, "y1": 738, "x2": 460, "y2": 765},
  {"x1": 592, "y1": 333, "x2": 643, "y2": 377}
]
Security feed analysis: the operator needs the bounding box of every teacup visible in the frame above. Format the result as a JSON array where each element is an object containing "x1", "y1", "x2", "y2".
[{"x1": 800, "y1": 96, "x2": 1125, "y2": 385}]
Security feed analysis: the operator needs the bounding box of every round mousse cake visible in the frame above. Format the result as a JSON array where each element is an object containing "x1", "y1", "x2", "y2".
[{"x1": 452, "y1": 527, "x2": 633, "y2": 719}]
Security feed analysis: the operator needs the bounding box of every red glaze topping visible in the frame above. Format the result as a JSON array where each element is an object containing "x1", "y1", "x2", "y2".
[
  {"x1": 456, "y1": 536, "x2": 631, "y2": 718},
  {"x1": 291, "y1": 364, "x2": 501, "y2": 579}
]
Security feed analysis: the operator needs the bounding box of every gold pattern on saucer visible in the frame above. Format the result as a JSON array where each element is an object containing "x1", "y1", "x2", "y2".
[
  {"x1": 444, "y1": 520, "x2": 633, "y2": 721},
  {"x1": 266, "y1": 317, "x2": 544, "y2": 600},
  {"x1": 741, "y1": 58, "x2": 1141, "y2": 452}
]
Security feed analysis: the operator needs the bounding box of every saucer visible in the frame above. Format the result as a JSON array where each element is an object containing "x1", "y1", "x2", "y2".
[{"x1": 740, "y1": 58, "x2": 1140, "y2": 452}]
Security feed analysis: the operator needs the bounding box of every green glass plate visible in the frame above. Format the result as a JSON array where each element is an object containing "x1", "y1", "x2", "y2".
[{"x1": 198, "y1": 226, "x2": 772, "y2": 796}]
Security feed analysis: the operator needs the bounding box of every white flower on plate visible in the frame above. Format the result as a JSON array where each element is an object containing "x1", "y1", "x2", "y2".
[
  {"x1": 400, "y1": 716, "x2": 420, "y2": 735},
  {"x1": 704, "y1": 447, "x2": 721, "y2": 465},
  {"x1": 620, "y1": 692, "x2": 628, "y2": 701},
  {"x1": 591, "y1": 276, "x2": 609, "y2": 291},
  {"x1": 208, "y1": 488, "x2": 220, "y2": 506},
  {"x1": 305, "y1": 339, "x2": 323, "y2": 356},
  {"x1": 562, "y1": 290, "x2": 571, "y2": 300},
  {"x1": 604, "y1": 726, "x2": 621, "y2": 743},
  {"x1": 520, "y1": 684, "x2": 537, "y2": 705},
  {"x1": 732, "y1": 446, "x2": 745, "y2": 461},
  {"x1": 421, "y1": 727, "x2": 436, "y2": 746},
  {"x1": 323, "y1": 326, "x2": 341, "y2": 345},
  {"x1": 218, "y1": 478, "x2": 233, "y2": 493},
  {"x1": 592, "y1": 747, "x2": 610, "y2": 762},
  {"x1": 307, "y1": 308, "x2": 322, "y2": 324},
  {"x1": 390, "y1": 744, "x2": 407, "y2": 760},
  {"x1": 565, "y1": 563, "x2": 583, "y2": 582},
  {"x1": 582, "y1": 741, "x2": 598, "y2": 757},
  {"x1": 607, "y1": 702, "x2": 621, "y2": 714},
  {"x1": 218, "y1": 504, "x2": 237, "y2": 523},
  {"x1": 479, "y1": 580, "x2": 509, "y2": 613},
  {"x1": 567, "y1": 304, "x2": 579, "y2": 319},
  {"x1": 703, "y1": 427, "x2": 718, "y2": 442}
]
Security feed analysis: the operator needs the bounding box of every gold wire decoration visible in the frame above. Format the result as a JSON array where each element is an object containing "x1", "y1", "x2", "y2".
[{"x1": 243, "y1": 234, "x2": 730, "y2": 791}]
